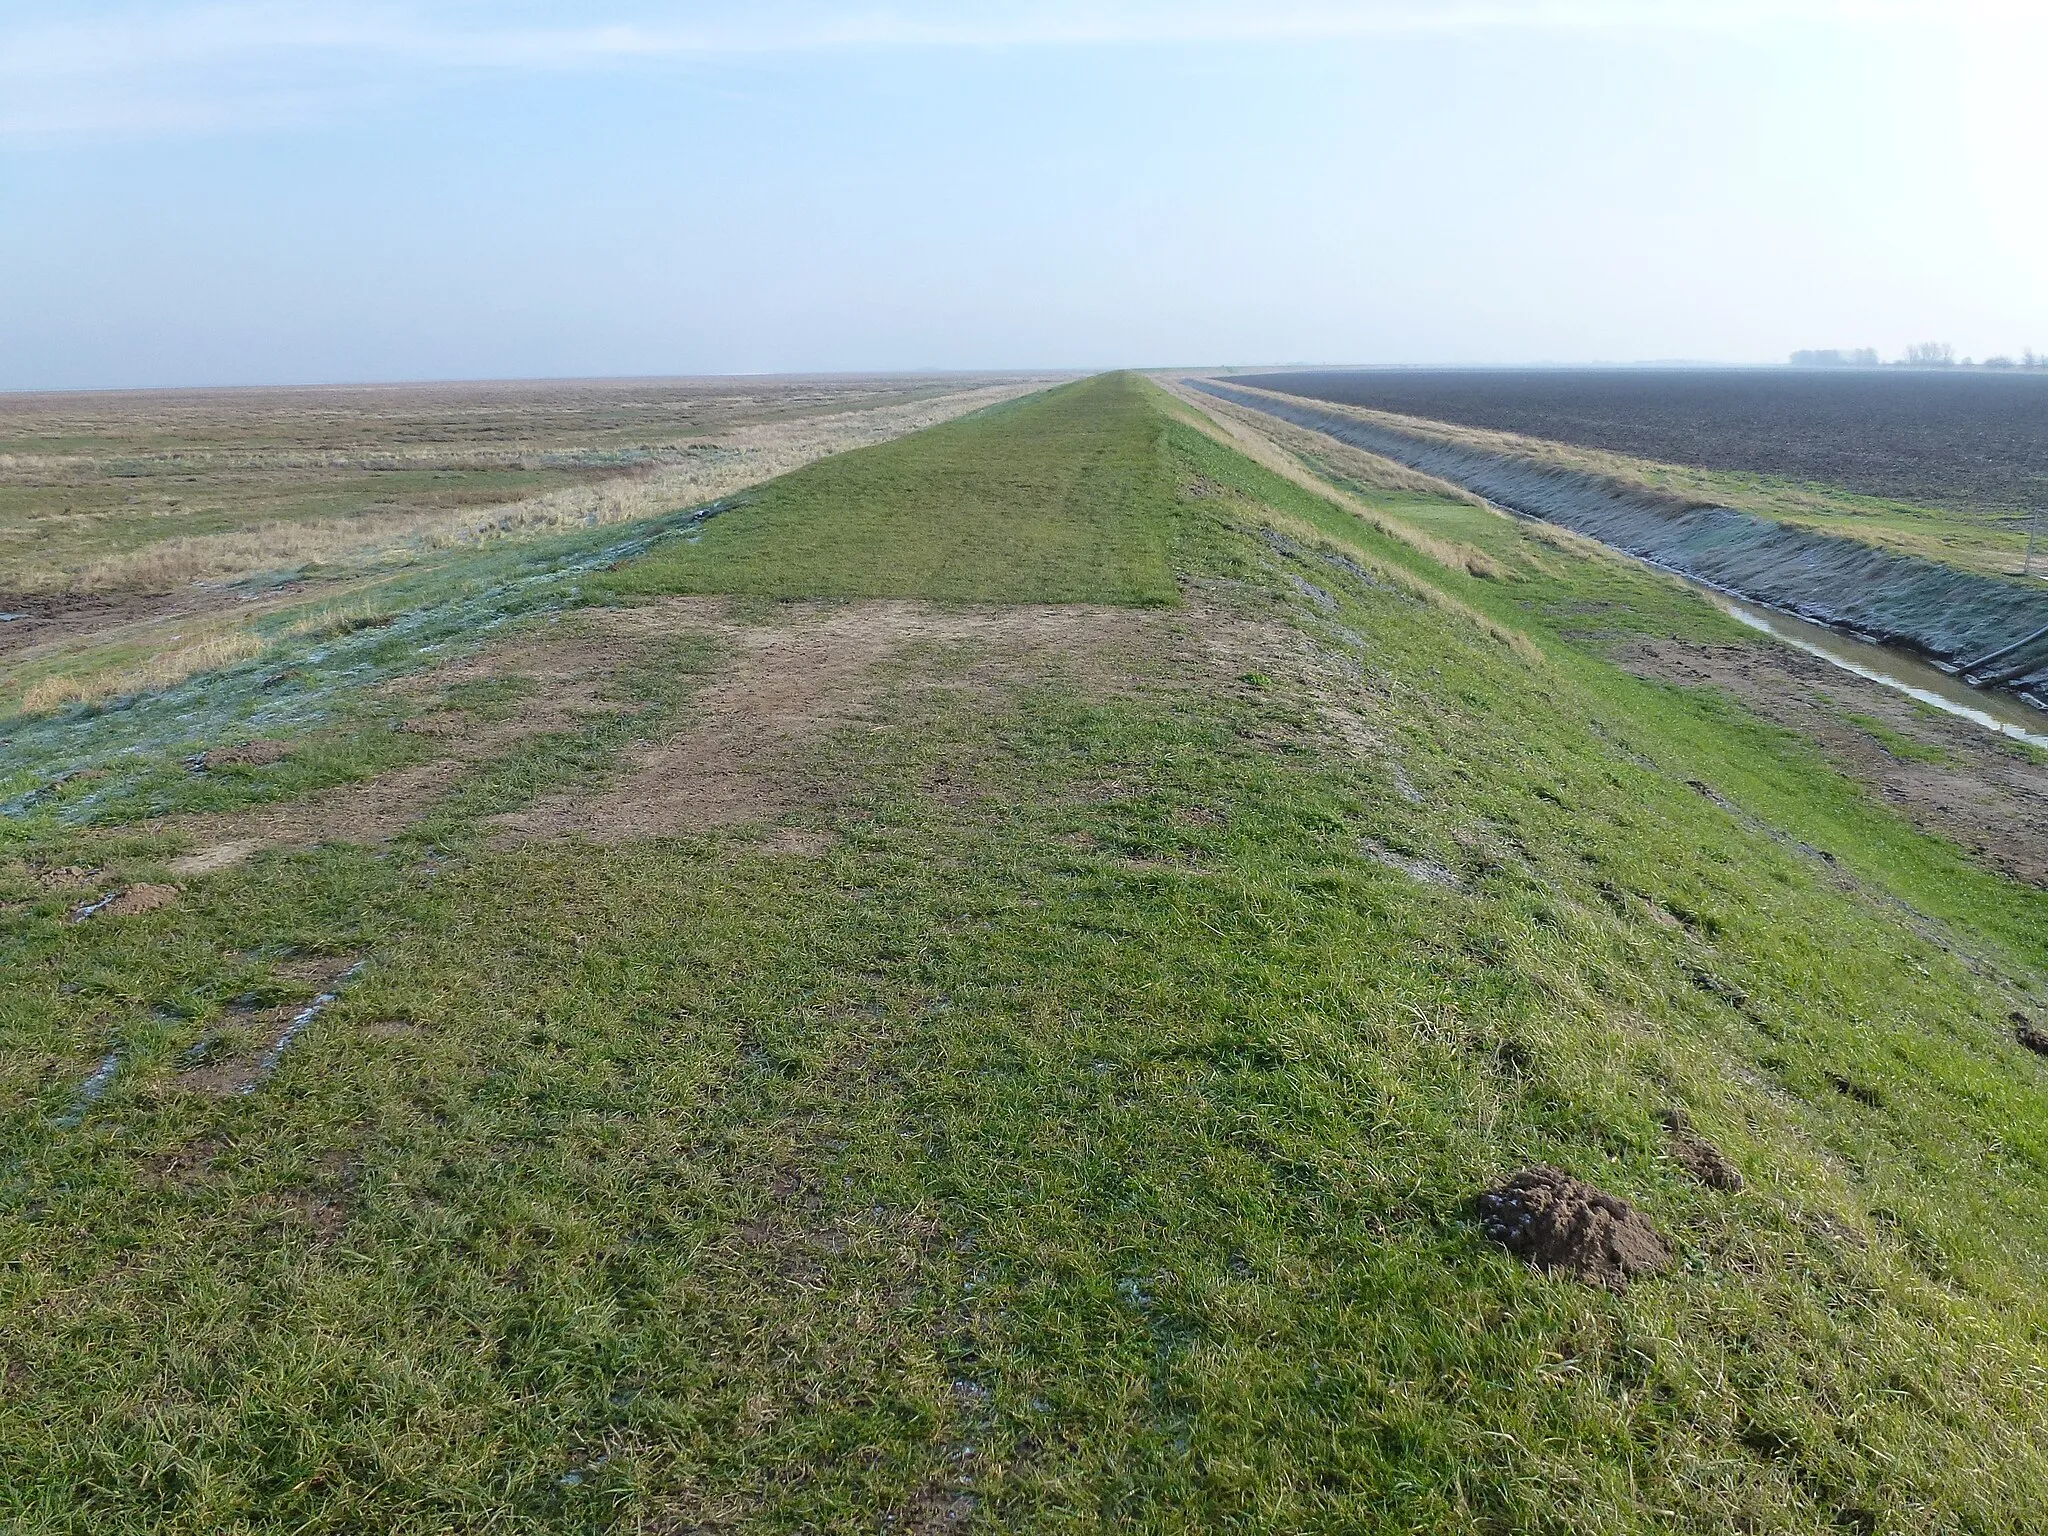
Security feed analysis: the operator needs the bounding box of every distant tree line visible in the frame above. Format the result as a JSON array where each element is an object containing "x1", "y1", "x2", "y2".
[{"x1": 1789, "y1": 343, "x2": 2045, "y2": 370}]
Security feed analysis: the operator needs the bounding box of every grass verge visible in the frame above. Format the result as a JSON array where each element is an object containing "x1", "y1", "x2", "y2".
[{"x1": 597, "y1": 374, "x2": 1178, "y2": 606}]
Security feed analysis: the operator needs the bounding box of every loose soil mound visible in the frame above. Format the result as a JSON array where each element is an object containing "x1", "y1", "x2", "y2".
[
  {"x1": 202, "y1": 740, "x2": 291, "y2": 769},
  {"x1": 1477, "y1": 1167, "x2": 1669, "y2": 1289},
  {"x1": 1663, "y1": 1108, "x2": 1746, "y2": 1191},
  {"x1": 109, "y1": 883, "x2": 182, "y2": 916}
]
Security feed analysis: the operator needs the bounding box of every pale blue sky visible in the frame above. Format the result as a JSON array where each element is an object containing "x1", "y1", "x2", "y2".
[{"x1": 2, "y1": 2, "x2": 2043, "y2": 388}]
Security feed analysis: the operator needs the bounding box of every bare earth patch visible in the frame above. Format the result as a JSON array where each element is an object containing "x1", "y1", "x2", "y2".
[
  {"x1": 1662, "y1": 1107, "x2": 1745, "y2": 1192},
  {"x1": 201, "y1": 739, "x2": 292, "y2": 770},
  {"x1": 168, "y1": 839, "x2": 268, "y2": 877},
  {"x1": 162, "y1": 763, "x2": 478, "y2": 869},
  {"x1": 147, "y1": 594, "x2": 1356, "y2": 863},
  {"x1": 0, "y1": 586, "x2": 254, "y2": 659},
  {"x1": 176, "y1": 1011, "x2": 296, "y2": 1098},
  {"x1": 490, "y1": 600, "x2": 1179, "y2": 844},
  {"x1": 151, "y1": 610, "x2": 672, "y2": 865},
  {"x1": 178, "y1": 960, "x2": 361, "y2": 1096},
  {"x1": 1617, "y1": 637, "x2": 2048, "y2": 886}
]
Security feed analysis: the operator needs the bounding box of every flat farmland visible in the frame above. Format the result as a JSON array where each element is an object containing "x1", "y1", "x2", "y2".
[
  {"x1": 0, "y1": 373, "x2": 1059, "y2": 597},
  {"x1": 1236, "y1": 368, "x2": 2048, "y2": 578},
  {"x1": 0, "y1": 374, "x2": 1058, "y2": 713}
]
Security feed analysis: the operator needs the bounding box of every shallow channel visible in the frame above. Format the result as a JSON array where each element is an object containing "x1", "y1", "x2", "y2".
[
  {"x1": 1483, "y1": 495, "x2": 2048, "y2": 747},
  {"x1": 1675, "y1": 573, "x2": 2048, "y2": 749}
]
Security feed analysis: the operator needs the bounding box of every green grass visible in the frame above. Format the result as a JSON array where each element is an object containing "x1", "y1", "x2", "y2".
[
  {"x1": 1271, "y1": 462, "x2": 2048, "y2": 969},
  {"x1": 6, "y1": 375, "x2": 2048, "y2": 1530},
  {"x1": 597, "y1": 374, "x2": 1179, "y2": 605}
]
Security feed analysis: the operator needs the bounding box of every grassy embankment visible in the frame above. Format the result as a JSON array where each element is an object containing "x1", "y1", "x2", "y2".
[
  {"x1": 6, "y1": 374, "x2": 2048, "y2": 1531},
  {"x1": 1616, "y1": 457, "x2": 2035, "y2": 579}
]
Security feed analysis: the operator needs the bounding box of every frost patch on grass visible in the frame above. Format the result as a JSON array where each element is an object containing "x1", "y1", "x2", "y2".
[
  {"x1": 1359, "y1": 836, "x2": 1459, "y2": 888},
  {"x1": 237, "y1": 962, "x2": 365, "y2": 1095},
  {"x1": 52, "y1": 1051, "x2": 120, "y2": 1128}
]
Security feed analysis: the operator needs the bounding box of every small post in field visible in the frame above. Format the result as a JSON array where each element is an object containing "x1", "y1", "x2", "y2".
[{"x1": 2028, "y1": 504, "x2": 2043, "y2": 579}]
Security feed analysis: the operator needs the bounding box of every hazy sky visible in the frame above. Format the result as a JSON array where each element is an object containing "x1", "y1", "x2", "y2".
[{"x1": 3, "y1": 1, "x2": 2044, "y2": 388}]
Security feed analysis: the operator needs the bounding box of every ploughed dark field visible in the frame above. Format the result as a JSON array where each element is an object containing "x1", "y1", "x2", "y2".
[{"x1": 1241, "y1": 368, "x2": 2048, "y2": 514}]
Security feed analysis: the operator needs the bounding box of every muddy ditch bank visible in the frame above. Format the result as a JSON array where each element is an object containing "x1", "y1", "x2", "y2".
[{"x1": 1195, "y1": 381, "x2": 2048, "y2": 707}]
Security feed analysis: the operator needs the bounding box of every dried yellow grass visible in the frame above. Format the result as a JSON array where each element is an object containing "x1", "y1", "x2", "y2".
[
  {"x1": 15, "y1": 628, "x2": 264, "y2": 716},
  {"x1": 1159, "y1": 379, "x2": 1545, "y2": 665},
  {"x1": 276, "y1": 595, "x2": 403, "y2": 641},
  {"x1": 1165, "y1": 382, "x2": 1520, "y2": 578}
]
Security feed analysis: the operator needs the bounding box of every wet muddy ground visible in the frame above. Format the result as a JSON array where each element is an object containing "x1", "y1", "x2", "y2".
[
  {"x1": 1616, "y1": 634, "x2": 2048, "y2": 886},
  {"x1": 0, "y1": 585, "x2": 264, "y2": 658}
]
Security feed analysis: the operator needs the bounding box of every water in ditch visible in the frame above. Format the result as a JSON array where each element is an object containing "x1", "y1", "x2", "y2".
[{"x1": 1665, "y1": 569, "x2": 2048, "y2": 750}]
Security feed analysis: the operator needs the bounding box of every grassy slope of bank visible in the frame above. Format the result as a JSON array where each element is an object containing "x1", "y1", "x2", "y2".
[
  {"x1": 4, "y1": 374, "x2": 2048, "y2": 1531},
  {"x1": 1197, "y1": 381, "x2": 2048, "y2": 687}
]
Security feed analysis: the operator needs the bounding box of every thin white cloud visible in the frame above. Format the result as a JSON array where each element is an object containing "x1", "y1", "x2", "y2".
[{"x1": 3, "y1": 0, "x2": 2039, "y2": 139}]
